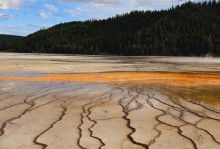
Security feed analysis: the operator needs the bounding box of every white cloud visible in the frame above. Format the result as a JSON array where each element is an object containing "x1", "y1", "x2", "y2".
[
  {"x1": 0, "y1": 0, "x2": 22, "y2": 10},
  {"x1": 39, "y1": 10, "x2": 51, "y2": 18},
  {"x1": 44, "y1": 4, "x2": 58, "y2": 12}
]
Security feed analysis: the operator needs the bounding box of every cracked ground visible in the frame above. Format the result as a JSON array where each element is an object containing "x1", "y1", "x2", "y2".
[{"x1": 0, "y1": 53, "x2": 220, "y2": 149}]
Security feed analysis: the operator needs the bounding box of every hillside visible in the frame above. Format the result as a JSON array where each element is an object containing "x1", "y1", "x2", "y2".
[
  {"x1": 2, "y1": 1, "x2": 220, "y2": 56},
  {"x1": 0, "y1": 34, "x2": 23, "y2": 51},
  {"x1": 0, "y1": 34, "x2": 23, "y2": 43}
]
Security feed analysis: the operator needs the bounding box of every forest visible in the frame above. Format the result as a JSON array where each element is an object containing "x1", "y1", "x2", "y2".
[
  {"x1": 0, "y1": 34, "x2": 23, "y2": 51},
  {"x1": 1, "y1": 1, "x2": 220, "y2": 56}
]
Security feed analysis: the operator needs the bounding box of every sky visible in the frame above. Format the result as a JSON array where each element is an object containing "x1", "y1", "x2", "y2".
[{"x1": 0, "y1": 0, "x2": 202, "y2": 36}]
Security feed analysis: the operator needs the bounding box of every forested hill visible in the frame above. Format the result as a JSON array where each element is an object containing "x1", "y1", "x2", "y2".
[
  {"x1": 2, "y1": 1, "x2": 220, "y2": 56},
  {"x1": 0, "y1": 34, "x2": 23, "y2": 52},
  {"x1": 0, "y1": 34, "x2": 23, "y2": 44}
]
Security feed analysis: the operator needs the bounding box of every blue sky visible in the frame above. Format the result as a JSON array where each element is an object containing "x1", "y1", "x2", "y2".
[{"x1": 0, "y1": 0, "x2": 200, "y2": 36}]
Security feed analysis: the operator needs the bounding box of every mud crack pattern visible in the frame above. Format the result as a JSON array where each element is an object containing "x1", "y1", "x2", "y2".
[{"x1": 0, "y1": 81, "x2": 220, "y2": 149}]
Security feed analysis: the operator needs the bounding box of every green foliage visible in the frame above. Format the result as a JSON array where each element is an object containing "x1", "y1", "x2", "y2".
[
  {"x1": 0, "y1": 34, "x2": 23, "y2": 51},
  {"x1": 0, "y1": 34, "x2": 22, "y2": 44},
  {"x1": 3, "y1": 1, "x2": 220, "y2": 56}
]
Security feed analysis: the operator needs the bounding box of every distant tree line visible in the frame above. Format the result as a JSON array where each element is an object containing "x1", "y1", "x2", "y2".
[
  {"x1": 0, "y1": 34, "x2": 23, "y2": 52},
  {"x1": 1, "y1": 1, "x2": 220, "y2": 56}
]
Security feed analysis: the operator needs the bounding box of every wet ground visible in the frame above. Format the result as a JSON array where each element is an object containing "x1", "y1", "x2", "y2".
[{"x1": 0, "y1": 53, "x2": 220, "y2": 149}]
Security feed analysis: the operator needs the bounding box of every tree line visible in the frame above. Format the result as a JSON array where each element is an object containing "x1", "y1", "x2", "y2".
[{"x1": 1, "y1": 1, "x2": 220, "y2": 56}]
